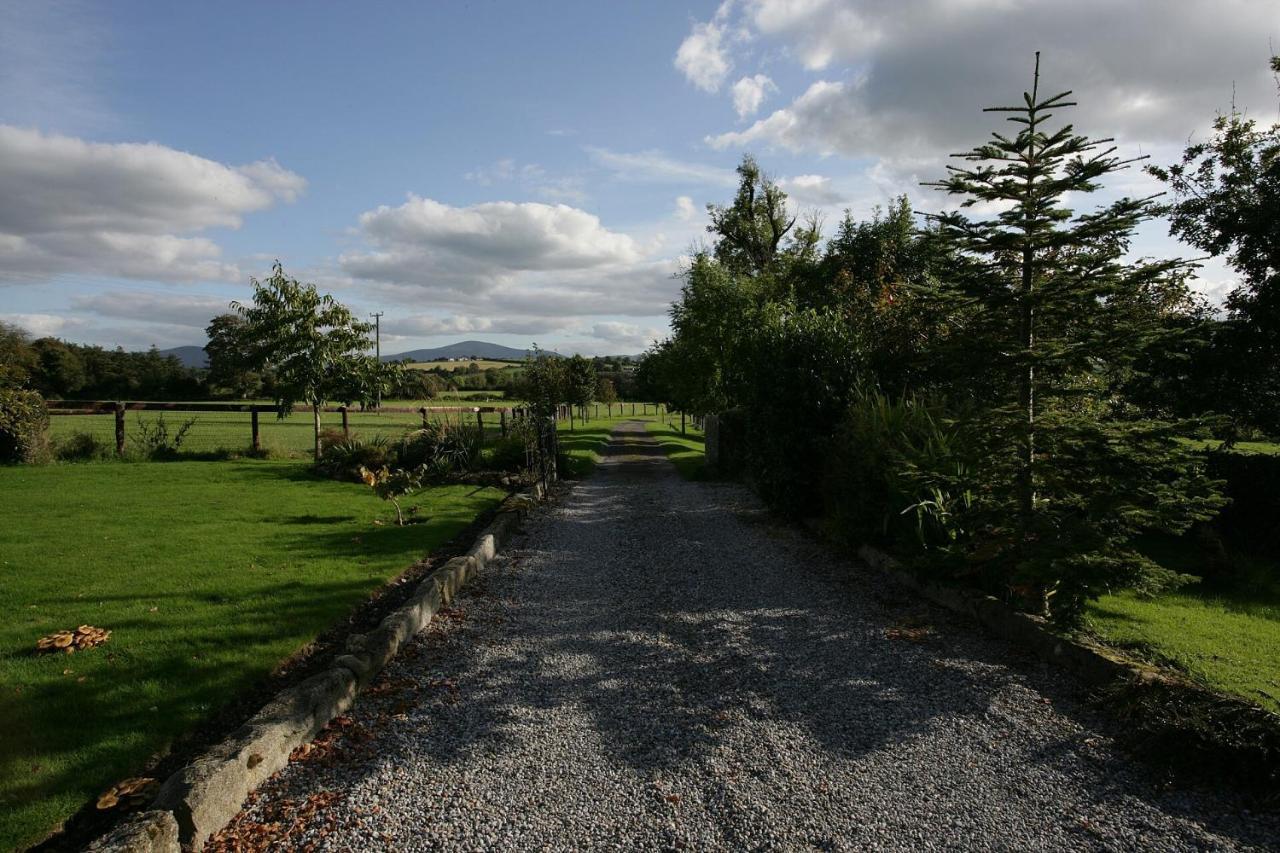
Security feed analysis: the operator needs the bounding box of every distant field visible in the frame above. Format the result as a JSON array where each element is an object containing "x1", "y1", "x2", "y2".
[
  {"x1": 404, "y1": 360, "x2": 520, "y2": 372},
  {"x1": 1182, "y1": 438, "x2": 1280, "y2": 456},
  {"x1": 47, "y1": 408, "x2": 512, "y2": 458}
]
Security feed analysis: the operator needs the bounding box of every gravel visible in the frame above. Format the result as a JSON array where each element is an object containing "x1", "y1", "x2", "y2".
[{"x1": 213, "y1": 421, "x2": 1280, "y2": 852}]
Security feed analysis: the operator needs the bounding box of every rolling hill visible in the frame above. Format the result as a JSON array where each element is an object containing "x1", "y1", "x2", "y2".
[{"x1": 382, "y1": 340, "x2": 560, "y2": 362}]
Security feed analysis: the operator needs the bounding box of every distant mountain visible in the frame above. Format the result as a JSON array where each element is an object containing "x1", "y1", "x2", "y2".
[
  {"x1": 158, "y1": 345, "x2": 208, "y2": 368},
  {"x1": 383, "y1": 340, "x2": 560, "y2": 362}
]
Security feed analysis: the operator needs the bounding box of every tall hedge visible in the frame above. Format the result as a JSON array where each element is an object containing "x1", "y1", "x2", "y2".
[
  {"x1": 1206, "y1": 451, "x2": 1280, "y2": 557},
  {"x1": 0, "y1": 388, "x2": 50, "y2": 463}
]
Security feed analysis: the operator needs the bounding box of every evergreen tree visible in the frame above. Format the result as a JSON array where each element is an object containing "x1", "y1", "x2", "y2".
[{"x1": 924, "y1": 54, "x2": 1224, "y2": 623}]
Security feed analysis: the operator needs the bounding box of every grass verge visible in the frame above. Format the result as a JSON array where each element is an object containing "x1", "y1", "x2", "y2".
[
  {"x1": 0, "y1": 460, "x2": 503, "y2": 851},
  {"x1": 643, "y1": 419, "x2": 706, "y2": 480}
]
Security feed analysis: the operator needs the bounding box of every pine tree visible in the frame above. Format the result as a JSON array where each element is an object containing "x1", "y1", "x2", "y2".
[{"x1": 924, "y1": 54, "x2": 1225, "y2": 623}]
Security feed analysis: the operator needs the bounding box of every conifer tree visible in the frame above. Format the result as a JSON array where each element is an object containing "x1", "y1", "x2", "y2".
[{"x1": 924, "y1": 54, "x2": 1224, "y2": 623}]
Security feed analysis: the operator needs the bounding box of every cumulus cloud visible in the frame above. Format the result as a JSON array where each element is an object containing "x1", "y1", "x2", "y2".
[
  {"x1": 71, "y1": 291, "x2": 230, "y2": 328},
  {"x1": 674, "y1": 196, "x2": 697, "y2": 221},
  {"x1": 0, "y1": 312, "x2": 87, "y2": 337},
  {"x1": 780, "y1": 173, "x2": 844, "y2": 205},
  {"x1": 586, "y1": 147, "x2": 736, "y2": 187},
  {"x1": 0, "y1": 125, "x2": 305, "y2": 284},
  {"x1": 731, "y1": 73, "x2": 776, "y2": 118},
  {"x1": 674, "y1": 19, "x2": 732, "y2": 92},
  {"x1": 698, "y1": 1, "x2": 1279, "y2": 160},
  {"x1": 383, "y1": 313, "x2": 564, "y2": 338},
  {"x1": 590, "y1": 321, "x2": 662, "y2": 351}
]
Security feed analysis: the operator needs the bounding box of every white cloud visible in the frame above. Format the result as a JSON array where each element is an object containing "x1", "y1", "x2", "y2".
[
  {"x1": 731, "y1": 73, "x2": 776, "y2": 118},
  {"x1": 586, "y1": 147, "x2": 736, "y2": 186},
  {"x1": 590, "y1": 321, "x2": 663, "y2": 351},
  {"x1": 674, "y1": 19, "x2": 732, "y2": 93},
  {"x1": 0, "y1": 312, "x2": 87, "y2": 337},
  {"x1": 383, "y1": 313, "x2": 565, "y2": 338},
  {"x1": 71, "y1": 291, "x2": 230, "y2": 328},
  {"x1": 0, "y1": 125, "x2": 305, "y2": 284},
  {"x1": 697, "y1": 1, "x2": 1279, "y2": 161},
  {"x1": 339, "y1": 196, "x2": 643, "y2": 292},
  {"x1": 674, "y1": 195, "x2": 697, "y2": 221},
  {"x1": 780, "y1": 173, "x2": 843, "y2": 205}
]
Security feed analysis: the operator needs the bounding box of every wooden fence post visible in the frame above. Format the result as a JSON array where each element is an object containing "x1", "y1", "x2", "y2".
[
  {"x1": 419, "y1": 407, "x2": 429, "y2": 428},
  {"x1": 251, "y1": 409, "x2": 261, "y2": 452},
  {"x1": 681, "y1": 411, "x2": 686, "y2": 434},
  {"x1": 476, "y1": 408, "x2": 484, "y2": 435},
  {"x1": 500, "y1": 409, "x2": 508, "y2": 436},
  {"x1": 339, "y1": 405, "x2": 350, "y2": 438},
  {"x1": 114, "y1": 402, "x2": 126, "y2": 456}
]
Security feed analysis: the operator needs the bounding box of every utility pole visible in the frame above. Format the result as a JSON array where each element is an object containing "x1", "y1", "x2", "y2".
[{"x1": 370, "y1": 311, "x2": 384, "y2": 410}]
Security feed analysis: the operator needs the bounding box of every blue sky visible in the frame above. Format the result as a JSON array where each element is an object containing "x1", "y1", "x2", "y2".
[{"x1": 2, "y1": 1, "x2": 1276, "y2": 355}]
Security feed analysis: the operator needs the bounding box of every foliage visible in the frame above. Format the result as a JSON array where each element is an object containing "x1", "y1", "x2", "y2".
[
  {"x1": 564, "y1": 354, "x2": 598, "y2": 414},
  {"x1": 55, "y1": 430, "x2": 113, "y2": 462},
  {"x1": 205, "y1": 313, "x2": 266, "y2": 398},
  {"x1": 516, "y1": 347, "x2": 567, "y2": 418},
  {"x1": 1148, "y1": 56, "x2": 1280, "y2": 434},
  {"x1": 0, "y1": 387, "x2": 50, "y2": 463},
  {"x1": 396, "y1": 419, "x2": 483, "y2": 476},
  {"x1": 596, "y1": 377, "x2": 618, "y2": 406},
  {"x1": 0, "y1": 321, "x2": 37, "y2": 389},
  {"x1": 706, "y1": 155, "x2": 796, "y2": 276},
  {"x1": 1206, "y1": 450, "x2": 1280, "y2": 558},
  {"x1": 131, "y1": 414, "x2": 198, "y2": 460},
  {"x1": 920, "y1": 55, "x2": 1225, "y2": 623},
  {"x1": 358, "y1": 464, "x2": 427, "y2": 526},
  {"x1": 314, "y1": 433, "x2": 392, "y2": 481},
  {"x1": 232, "y1": 262, "x2": 395, "y2": 459}
]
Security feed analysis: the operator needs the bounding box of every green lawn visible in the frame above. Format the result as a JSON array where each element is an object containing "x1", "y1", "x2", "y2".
[
  {"x1": 644, "y1": 418, "x2": 706, "y2": 479},
  {"x1": 0, "y1": 461, "x2": 503, "y2": 851},
  {"x1": 555, "y1": 412, "x2": 659, "y2": 478},
  {"x1": 1086, "y1": 536, "x2": 1280, "y2": 715},
  {"x1": 1182, "y1": 438, "x2": 1280, "y2": 456}
]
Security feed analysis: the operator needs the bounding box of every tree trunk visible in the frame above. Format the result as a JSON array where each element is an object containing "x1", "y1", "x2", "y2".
[
  {"x1": 569, "y1": 406, "x2": 575, "y2": 432},
  {"x1": 313, "y1": 402, "x2": 322, "y2": 461}
]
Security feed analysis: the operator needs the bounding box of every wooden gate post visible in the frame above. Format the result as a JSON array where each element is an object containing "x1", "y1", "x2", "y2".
[
  {"x1": 114, "y1": 402, "x2": 126, "y2": 456},
  {"x1": 251, "y1": 409, "x2": 261, "y2": 452}
]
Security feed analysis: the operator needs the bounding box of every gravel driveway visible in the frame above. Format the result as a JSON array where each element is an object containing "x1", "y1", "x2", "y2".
[{"x1": 212, "y1": 421, "x2": 1279, "y2": 852}]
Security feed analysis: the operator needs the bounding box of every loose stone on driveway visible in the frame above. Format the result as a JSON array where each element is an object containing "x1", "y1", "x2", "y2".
[{"x1": 212, "y1": 422, "x2": 1280, "y2": 851}]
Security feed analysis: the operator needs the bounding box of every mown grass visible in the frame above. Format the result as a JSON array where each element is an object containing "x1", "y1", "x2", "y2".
[
  {"x1": 46, "y1": 407, "x2": 513, "y2": 459},
  {"x1": 555, "y1": 412, "x2": 660, "y2": 478},
  {"x1": 644, "y1": 418, "x2": 706, "y2": 479},
  {"x1": 1182, "y1": 438, "x2": 1280, "y2": 456},
  {"x1": 1086, "y1": 536, "x2": 1280, "y2": 715},
  {"x1": 0, "y1": 461, "x2": 503, "y2": 851}
]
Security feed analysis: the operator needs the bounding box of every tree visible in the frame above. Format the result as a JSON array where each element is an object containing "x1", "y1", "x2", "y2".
[
  {"x1": 596, "y1": 377, "x2": 618, "y2": 415},
  {"x1": 517, "y1": 347, "x2": 566, "y2": 420},
  {"x1": 30, "y1": 338, "x2": 87, "y2": 398},
  {"x1": 232, "y1": 262, "x2": 387, "y2": 460},
  {"x1": 0, "y1": 322, "x2": 36, "y2": 389},
  {"x1": 205, "y1": 313, "x2": 264, "y2": 398},
  {"x1": 564, "y1": 354, "x2": 597, "y2": 428},
  {"x1": 707, "y1": 155, "x2": 796, "y2": 277},
  {"x1": 923, "y1": 53, "x2": 1225, "y2": 623},
  {"x1": 1147, "y1": 55, "x2": 1280, "y2": 434}
]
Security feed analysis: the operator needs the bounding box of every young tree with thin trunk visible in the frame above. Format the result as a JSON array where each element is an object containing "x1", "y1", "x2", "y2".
[
  {"x1": 924, "y1": 54, "x2": 1224, "y2": 623},
  {"x1": 232, "y1": 262, "x2": 386, "y2": 460}
]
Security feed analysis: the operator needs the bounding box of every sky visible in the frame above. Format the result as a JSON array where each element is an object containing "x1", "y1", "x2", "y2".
[{"x1": 1, "y1": 1, "x2": 1277, "y2": 357}]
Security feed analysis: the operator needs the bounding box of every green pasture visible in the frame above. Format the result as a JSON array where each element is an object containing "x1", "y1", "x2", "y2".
[{"x1": 0, "y1": 461, "x2": 503, "y2": 850}]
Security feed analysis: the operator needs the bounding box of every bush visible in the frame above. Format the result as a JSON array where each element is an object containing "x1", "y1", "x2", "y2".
[
  {"x1": 315, "y1": 434, "x2": 392, "y2": 481},
  {"x1": 131, "y1": 414, "x2": 198, "y2": 460},
  {"x1": 397, "y1": 420, "x2": 482, "y2": 477},
  {"x1": 824, "y1": 392, "x2": 978, "y2": 557},
  {"x1": 55, "y1": 430, "x2": 113, "y2": 462},
  {"x1": 0, "y1": 388, "x2": 50, "y2": 463},
  {"x1": 484, "y1": 419, "x2": 536, "y2": 473},
  {"x1": 1206, "y1": 450, "x2": 1280, "y2": 558}
]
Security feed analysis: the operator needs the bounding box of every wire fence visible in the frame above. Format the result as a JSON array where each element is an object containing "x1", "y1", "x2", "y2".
[{"x1": 46, "y1": 400, "x2": 680, "y2": 459}]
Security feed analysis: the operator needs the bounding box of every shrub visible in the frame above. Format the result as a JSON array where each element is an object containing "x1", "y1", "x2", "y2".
[
  {"x1": 315, "y1": 434, "x2": 392, "y2": 481},
  {"x1": 1206, "y1": 450, "x2": 1280, "y2": 558},
  {"x1": 131, "y1": 414, "x2": 198, "y2": 460},
  {"x1": 0, "y1": 388, "x2": 50, "y2": 464},
  {"x1": 397, "y1": 420, "x2": 482, "y2": 477},
  {"x1": 55, "y1": 430, "x2": 113, "y2": 462},
  {"x1": 484, "y1": 420, "x2": 535, "y2": 473},
  {"x1": 824, "y1": 392, "x2": 978, "y2": 557}
]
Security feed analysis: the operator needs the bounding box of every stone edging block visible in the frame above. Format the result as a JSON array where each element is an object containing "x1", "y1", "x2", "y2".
[{"x1": 91, "y1": 492, "x2": 545, "y2": 851}]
